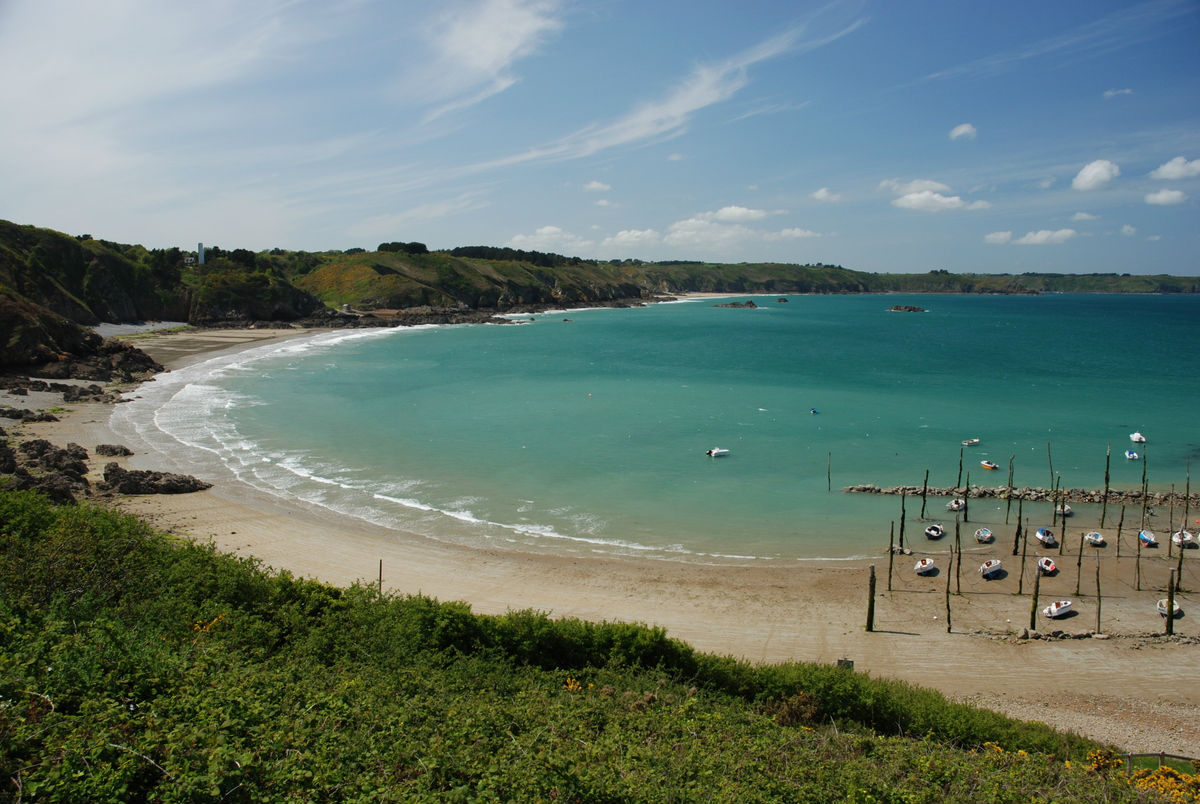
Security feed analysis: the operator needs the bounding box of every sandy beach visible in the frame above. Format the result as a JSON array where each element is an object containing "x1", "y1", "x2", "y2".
[{"x1": 5, "y1": 326, "x2": 1198, "y2": 756}]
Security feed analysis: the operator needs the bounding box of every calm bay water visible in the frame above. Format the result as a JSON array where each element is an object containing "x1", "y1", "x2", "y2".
[{"x1": 112, "y1": 294, "x2": 1200, "y2": 562}]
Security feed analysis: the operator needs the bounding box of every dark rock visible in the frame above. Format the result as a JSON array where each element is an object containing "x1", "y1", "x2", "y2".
[
  {"x1": 101, "y1": 462, "x2": 211, "y2": 494},
  {"x1": 887, "y1": 305, "x2": 926, "y2": 313},
  {"x1": 713, "y1": 300, "x2": 758, "y2": 309},
  {"x1": 95, "y1": 443, "x2": 134, "y2": 457}
]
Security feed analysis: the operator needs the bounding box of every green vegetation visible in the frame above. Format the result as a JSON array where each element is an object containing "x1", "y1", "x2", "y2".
[{"x1": 0, "y1": 489, "x2": 1171, "y2": 802}]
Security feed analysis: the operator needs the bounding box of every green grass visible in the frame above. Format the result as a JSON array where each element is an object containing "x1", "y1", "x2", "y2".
[{"x1": 0, "y1": 489, "x2": 1171, "y2": 802}]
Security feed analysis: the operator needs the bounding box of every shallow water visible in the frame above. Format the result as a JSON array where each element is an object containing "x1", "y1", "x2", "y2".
[{"x1": 112, "y1": 294, "x2": 1200, "y2": 562}]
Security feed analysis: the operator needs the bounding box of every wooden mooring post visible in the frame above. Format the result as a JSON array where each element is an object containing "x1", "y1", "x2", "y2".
[
  {"x1": 1029, "y1": 568, "x2": 1041, "y2": 631},
  {"x1": 887, "y1": 524, "x2": 895, "y2": 592},
  {"x1": 1165, "y1": 569, "x2": 1176, "y2": 637},
  {"x1": 866, "y1": 565, "x2": 876, "y2": 632},
  {"x1": 1101, "y1": 443, "x2": 1112, "y2": 527},
  {"x1": 920, "y1": 469, "x2": 929, "y2": 519}
]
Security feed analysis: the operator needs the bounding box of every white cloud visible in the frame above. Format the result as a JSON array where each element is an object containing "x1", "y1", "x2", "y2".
[
  {"x1": 663, "y1": 216, "x2": 755, "y2": 250},
  {"x1": 1036, "y1": 177, "x2": 1056, "y2": 190},
  {"x1": 1072, "y1": 159, "x2": 1120, "y2": 190},
  {"x1": 507, "y1": 224, "x2": 593, "y2": 253},
  {"x1": 984, "y1": 231, "x2": 1012, "y2": 244},
  {"x1": 708, "y1": 205, "x2": 770, "y2": 222},
  {"x1": 1014, "y1": 229, "x2": 1077, "y2": 245},
  {"x1": 667, "y1": 153, "x2": 685, "y2": 161},
  {"x1": 892, "y1": 191, "x2": 990, "y2": 212},
  {"x1": 594, "y1": 199, "x2": 614, "y2": 207},
  {"x1": 602, "y1": 229, "x2": 660, "y2": 249},
  {"x1": 1145, "y1": 188, "x2": 1187, "y2": 205},
  {"x1": 810, "y1": 187, "x2": 841, "y2": 202},
  {"x1": 1121, "y1": 224, "x2": 1137, "y2": 236},
  {"x1": 1149, "y1": 156, "x2": 1200, "y2": 179},
  {"x1": 1147, "y1": 234, "x2": 1162, "y2": 242},
  {"x1": 583, "y1": 180, "x2": 611, "y2": 192},
  {"x1": 776, "y1": 228, "x2": 821, "y2": 239},
  {"x1": 1103, "y1": 88, "x2": 1133, "y2": 98},
  {"x1": 949, "y1": 123, "x2": 977, "y2": 141},
  {"x1": 1071, "y1": 211, "x2": 1099, "y2": 221},
  {"x1": 880, "y1": 178, "x2": 951, "y2": 195}
]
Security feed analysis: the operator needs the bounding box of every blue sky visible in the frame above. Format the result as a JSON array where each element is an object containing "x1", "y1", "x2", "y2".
[{"x1": 1, "y1": 0, "x2": 1197, "y2": 274}]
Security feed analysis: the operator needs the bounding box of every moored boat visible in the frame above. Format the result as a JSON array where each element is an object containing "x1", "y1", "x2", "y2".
[
  {"x1": 1130, "y1": 432, "x2": 1146, "y2": 443},
  {"x1": 924, "y1": 524, "x2": 945, "y2": 540},
  {"x1": 1035, "y1": 527, "x2": 1057, "y2": 547},
  {"x1": 705, "y1": 447, "x2": 730, "y2": 457},
  {"x1": 1085, "y1": 531, "x2": 1106, "y2": 547},
  {"x1": 978, "y1": 559, "x2": 1002, "y2": 578},
  {"x1": 1043, "y1": 600, "x2": 1072, "y2": 619},
  {"x1": 1125, "y1": 449, "x2": 1139, "y2": 460},
  {"x1": 961, "y1": 438, "x2": 980, "y2": 446},
  {"x1": 1158, "y1": 598, "x2": 1182, "y2": 618},
  {"x1": 1055, "y1": 503, "x2": 1072, "y2": 517},
  {"x1": 914, "y1": 557, "x2": 935, "y2": 575},
  {"x1": 946, "y1": 498, "x2": 965, "y2": 512},
  {"x1": 1171, "y1": 529, "x2": 1196, "y2": 548},
  {"x1": 1138, "y1": 530, "x2": 1158, "y2": 547},
  {"x1": 1037, "y1": 557, "x2": 1056, "y2": 574},
  {"x1": 974, "y1": 527, "x2": 993, "y2": 543},
  {"x1": 980, "y1": 460, "x2": 999, "y2": 470}
]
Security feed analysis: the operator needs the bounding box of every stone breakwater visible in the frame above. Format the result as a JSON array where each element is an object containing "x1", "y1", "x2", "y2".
[{"x1": 843, "y1": 484, "x2": 1200, "y2": 508}]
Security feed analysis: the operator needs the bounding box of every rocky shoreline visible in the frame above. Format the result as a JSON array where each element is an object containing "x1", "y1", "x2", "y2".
[{"x1": 843, "y1": 482, "x2": 1200, "y2": 508}]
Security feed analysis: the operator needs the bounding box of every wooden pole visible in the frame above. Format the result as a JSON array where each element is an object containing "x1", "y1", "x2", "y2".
[
  {"x1": 1018, "y1": 518, "x2": 1029, "y2": 595},
  {"x1": 1116, "y1": 505, "x2": 1125, "y2": 558},
  {"x1": 1075, "y1": 533, "x2": 1085, "y2": 596},
  {"x1": 1058, "y1": 482, "x2": 1067, "y2": 557},
  {"x1": 1095, "y1": 554, "x2": 1102, "y2": 634},
  {"x1": 827, "y1": 451, "x2": 831, "y2": 492},
  {"x1": 1136, "y1": 529, "x2": 1142, "y2": 592},
  {"x1": 378, "y1": 559, "x2": 383, "y2": 596},
  {"x1": 899, "y1": 492, "x2": 907, "y2": 551},
  {"x1": 887, "y1": 523, "x2": 895, "y2": 592},
  {"x1": 1005, "y1": 455, "x2": 1015, "y2": 525},
  {"x1": 957, "y1": 448, "x2": 964, "y2": 491},
  {"x1": 1165, "y1": 569, "x2": 1176, "y2": 637},
  {"x1": 954, "y1": 518, "x2": 962, "y2": 595},
  {"x1": 1101, "y1": 443, "x2": 1112, "y2": 527},
  {"x1": 920, "y1": 468, "x2": 929, "y2": 519},
  {"x1": 963, "y1": 472, "x2": 970, "y2": 523},
  {"x1": 1029, "y1": 568, "x2": 1041, "y2": 631},
  {"x1": 1047, "y1": 441, "x2": 1055, "y2": 492},
  {"x1": 1184, "y1": 460, "x2": 1192, "y2": 545},
  {"x1": 866, "y1": 565, "x2": 876, "y2": 632},
  {"x1": 944, "y1": 545, "x2": 953, "y2": 634},
  {"x1": 1175, "y1": 524, "x2": 1186, "y2": 593},
  {"x1": 1168, "y1": 483, "x2": 1175, "y2": 559},
  {"x1": 1012, "y1": 498, "x2": 1024, "y2": 556}
]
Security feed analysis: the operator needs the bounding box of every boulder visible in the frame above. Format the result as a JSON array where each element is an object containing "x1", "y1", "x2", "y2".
[
  {"x1": 95, "y1": 443, "x2": 134, "y2": 457},
  {"x1": 101, "y1": 462, "x2": 211, "y2": 494}
]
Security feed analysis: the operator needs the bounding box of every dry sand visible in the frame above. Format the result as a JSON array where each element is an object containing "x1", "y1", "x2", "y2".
[{"x1": 5, "y1": 326, "x2": 1198, "y2": 756}]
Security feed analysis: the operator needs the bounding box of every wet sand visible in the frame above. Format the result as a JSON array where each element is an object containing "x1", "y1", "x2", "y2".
[{"x1": 5, "y1": 326, "x2": 1198, "y2": 756}]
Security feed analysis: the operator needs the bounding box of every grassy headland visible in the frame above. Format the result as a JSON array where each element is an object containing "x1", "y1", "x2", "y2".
[{"x1": 2, "y1": 488, "x2": 1187, "y2": 802}]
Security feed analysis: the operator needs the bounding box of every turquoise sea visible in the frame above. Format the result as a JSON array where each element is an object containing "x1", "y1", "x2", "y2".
[{"x1": 112, "y1": 294, "x2": 1200, "y2": 563}]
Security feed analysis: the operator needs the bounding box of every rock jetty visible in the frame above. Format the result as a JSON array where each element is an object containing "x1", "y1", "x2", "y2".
[{"x1": 843, "y1": 483, "x2": 1200, "y2": 508}]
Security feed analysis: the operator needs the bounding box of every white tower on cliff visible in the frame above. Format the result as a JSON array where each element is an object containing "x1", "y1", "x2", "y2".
[{"x1": 198, "y1": 242, "x2": 205, "y2": 265}]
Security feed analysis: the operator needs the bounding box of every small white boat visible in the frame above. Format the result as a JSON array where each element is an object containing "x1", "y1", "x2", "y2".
[
  {"x1": 1085, "y1": 531, "x2": 1106, "y2": 547},
  {"x1": 1035, "y1": 527, "x2": 1057, "y2": 547},
  {"x1": 1138, "y1": 529, "x2": 1158, "y2": 547},
  {"x1": 1043, "y1": 600, "x2": 1072, "y2": 619},
  {"x1": 1172, "y1": 530, "x2": 1196, "y2": 548},
  {"x1": 1055, "y1": 503, "x2": 1073, "y2": 517},
  {"x1": 946, "y1": 498, "x2": 966, "y2": 512},
  {"x1": 1037, "y1": 557, "x2": 1057, "y2": 574},
  {"x1": 1158, "y1": 598, "x2": 1182, "y2": 618},
  {"x1": 1130, "y1": 432, "x2": 1146, "y2": 443},
  {"x1": 705, "y1": 447, "x2": 730, "y2": 457},
  {"x1": 979, "y1": 559, "x2": 1002, "y2": 578},
  {"x1": 925, "y1": 524, "x2": 945, "y2": 540},
  {"x1": 1125, "y1": 450, "x2": 1139, "y2": 461},
  {"x1": 914, "y1": 557, "x2": 936, "y2": 575},
  {"x1": 974, "y1": 527, "x2": 993, "y2": 543},
  {"x1": 962, "y1": 438, "x2": 980, "y2": 446},
  {"x1": 980, "y1": 460, "x2": 999, "y2": 471}
]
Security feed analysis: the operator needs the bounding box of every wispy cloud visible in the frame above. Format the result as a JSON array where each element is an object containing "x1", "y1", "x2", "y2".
[
  {"x1": 414, "y1": 0, "x2": 564, "y2": 122},
  {"x1": 583, "y1": 180, "x2": 612, "y2": 192},
  {"x1": 988, "y1": 229, "x2": 1078, "y2": 245},
  {"x1": 924, "y1": 0, "x2": 1193, "y2": 82},
  {"x1": 881, "y1": 179, "x2": 988, "y2": 211},
  {"x1": 1145, "y1": 188, "x2": 1187, "y2": 205},
  {"x1": 811, "y1": 187, "x2": 842, "y2": 202},
  {"x1": 1103, "y1": 88, "x2": 1134, "y2": 99}
]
